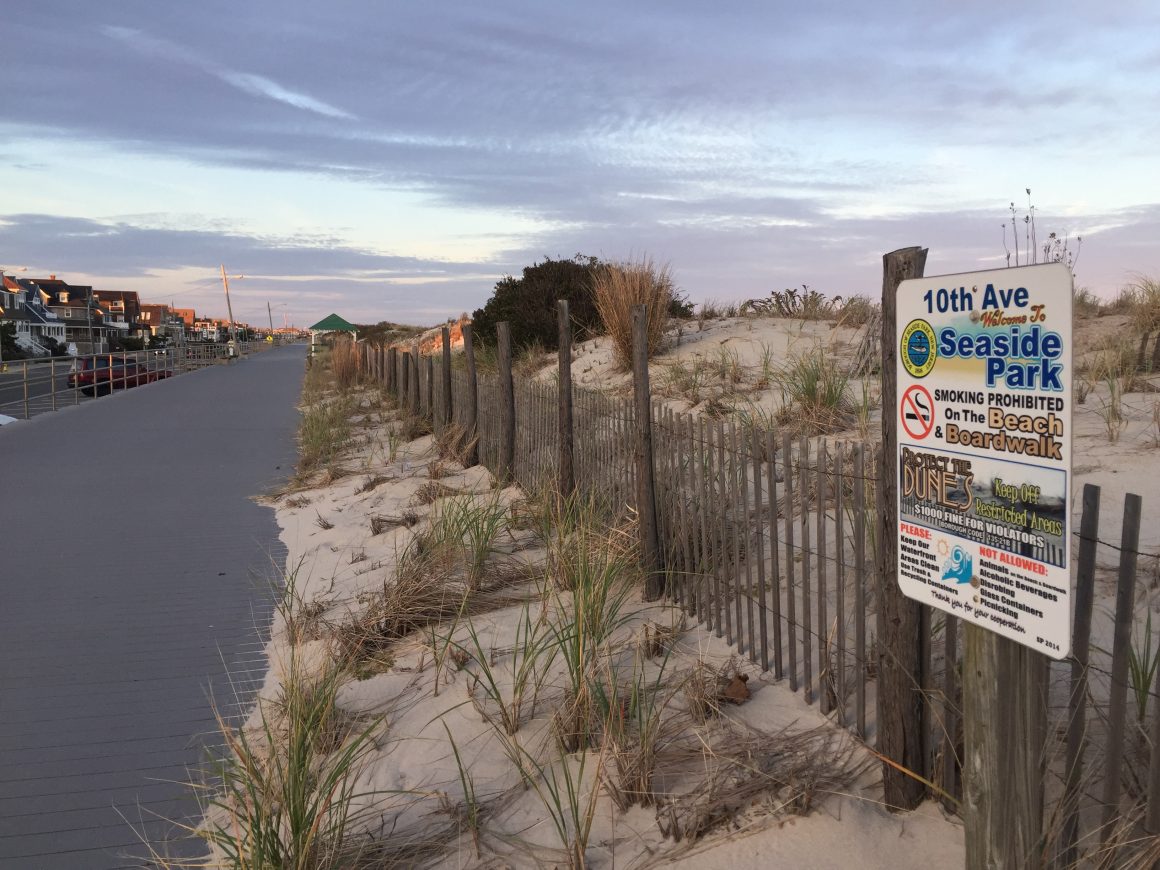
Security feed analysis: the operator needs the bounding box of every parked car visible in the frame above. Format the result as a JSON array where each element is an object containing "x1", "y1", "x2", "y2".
[{"x1": 66, "y1": 356, "x2": 174, "y2": 396}]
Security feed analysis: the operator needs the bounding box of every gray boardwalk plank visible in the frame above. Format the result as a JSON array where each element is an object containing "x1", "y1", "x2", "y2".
[{"x1": 0, "y1": 346, "x2": 304, "y2": 868}]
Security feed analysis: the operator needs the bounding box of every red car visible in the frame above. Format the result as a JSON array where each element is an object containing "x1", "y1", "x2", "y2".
[{"x1": 67, "y1": 356, "x2": 174, "y2": 396}]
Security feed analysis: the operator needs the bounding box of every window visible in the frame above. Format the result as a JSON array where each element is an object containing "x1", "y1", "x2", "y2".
[
  {"x1": 64, "y1": 310, "x2": 72, "y2": 318},
  {"x1": 59, "y1": 292, "x2": 69, "y2": 303}
]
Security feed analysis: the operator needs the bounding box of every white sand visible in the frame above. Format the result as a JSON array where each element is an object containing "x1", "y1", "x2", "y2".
[{"x1": 242, "y1": 377, "x2": 966, "y2": 868}]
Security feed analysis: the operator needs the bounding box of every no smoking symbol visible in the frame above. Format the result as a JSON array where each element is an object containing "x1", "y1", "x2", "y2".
[{"x1": 901, "y1": 385, "x2": 935, "y2": 439}]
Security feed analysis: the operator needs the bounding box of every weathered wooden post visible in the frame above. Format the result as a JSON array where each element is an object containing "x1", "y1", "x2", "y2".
[
  {"x1": 1060, "y1": 484, "x2": 1100, "y2": 865},
  {"x1": 463, "y1": 323, "x2": 479, "y2": 467},
  {"x1": 442, "y1": 326, "x2": 453, "y2": 429},
  {"x1": 964, "y1": 629, "x2": 1048, "y2": 868},
  {"x1": 410, "y1": 341, "x2": 421, "y2": 416},
  {"x1": 558, "y1": 300, "x2": 575, "y2": 498},
  {"x1": 400, "y1": 347, "x2": 409, "y2": 404},
  {"x1": 498, "y1": 322, "x2": 515, "y2": 483},
  {"x1": 425, "y1": 355, "x2": 434, "y2": 422},
  {"x1": 1097, "y1": 493, "x2": 1142, "y2": 847},
  {"x1": 877, "y1": 245, "x2": 929, "y2": 810},
  {"x1": 632, "y1": 305, "x2": 663, "y2": 600},
  {"x1": 387, "y1": 346, "x2": 395, "y2": 395}
]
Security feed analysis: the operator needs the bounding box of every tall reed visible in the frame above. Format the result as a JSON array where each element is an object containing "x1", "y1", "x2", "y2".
[{"x1": 593, "y1": 257, "x2": 673, "y2": 370}]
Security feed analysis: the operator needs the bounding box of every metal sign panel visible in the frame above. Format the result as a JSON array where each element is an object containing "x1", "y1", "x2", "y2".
[{"x1": 895, "y1": 263, "x2": 1073, "y2": 659}]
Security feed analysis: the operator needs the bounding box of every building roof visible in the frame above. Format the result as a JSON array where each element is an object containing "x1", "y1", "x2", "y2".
[{"x1": 309, "y1": 313, "x2": 358, "y2": 333}]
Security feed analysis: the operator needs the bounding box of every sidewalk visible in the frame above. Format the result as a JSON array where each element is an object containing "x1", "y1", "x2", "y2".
[{"x1": 0, "y1": 345, "x2": 305, "y2": 868}]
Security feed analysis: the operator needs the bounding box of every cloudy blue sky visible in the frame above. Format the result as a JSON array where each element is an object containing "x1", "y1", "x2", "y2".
[{"x1": 3, "y1": 1, "x2": 1159, "y2": 327}]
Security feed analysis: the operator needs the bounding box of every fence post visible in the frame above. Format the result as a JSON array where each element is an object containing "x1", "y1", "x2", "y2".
[
  {"x1": 400, "y1": 347, "x2": 409, "y2": 403},
  {"x1": 1100, "y1": 492, "x2": 1143, "y2": 846},
  {"x1": 387, "y1": 347, "x2": 395, "y2": 395},
  {"x1": 498, "y1": 322, "x2": 515, "y2": 483},
  {"x1": 558, "y1": 300, "x2": 575, "y2": 499},
  {"x1": 410, "y1": 341, "x2": 421, "y2": 416},
  {"x1": 441, "y1": 326, "x2": 453, "y2": 429},
  {"x1": 964, "y1": 628, "x2": 1049, "y2": 868},
  {"x1": 632, "y1": 305, "x2": 663, "y2": 600},
  {"x1": 876, "y1": 245, "x2": 929, "y2": 810},
  {"x1": 1060, "y1": 483, "x2": 1100, "y2": 864},
  {"x1": 463, "y1": 323, "x2": 479, "y2": 467},
  {"x1": 425, "y1": 355, "x2": 434, "y2": 422}
]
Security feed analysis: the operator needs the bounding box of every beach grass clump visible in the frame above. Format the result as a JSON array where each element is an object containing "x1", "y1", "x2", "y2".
[
  {"x1": 593, "y1": 257, "x2": 673, "y2": 370},
  {"x1": 833, "y1": 294, "x2": 878, "y2": 328},
  {"x1": 435, "y1": 421, "x2": 478, "y2": 466},
  {"x1": 1127, "y1": 275, "x2": 1160, "y2": 373},
  {"x1": 596, "y1": 649, "x2": 677, "y2": 810},
  {"x1": 773, "y1": 346, "x2": 854, "y2": 435},
  {"x1": 432, "y1": 493, "x2": 511, "y2": 589},
  {"x1": 298, "y1": 396, "x2": 355, "y2": 475},
  {"x1": 199, "y1": 657, "x2": 382, "y2": 869},
  {"x1": 547, "y1": 518, "x2": 639, "y2": 752},
  {"x1": 459, "y1": 602, "x2": 557, "y2": 734},
  {"x1": 1074, "y1": 286, "x2": 1102, "y2": 316}
]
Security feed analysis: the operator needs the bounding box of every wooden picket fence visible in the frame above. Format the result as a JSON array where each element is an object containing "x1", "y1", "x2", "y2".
[{"x1": 354, "y1": 319, "x2": 1159, "y2": 866}]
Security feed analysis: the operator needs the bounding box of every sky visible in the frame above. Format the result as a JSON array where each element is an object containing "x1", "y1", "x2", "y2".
[{"x1": 3, "y1": 1, "x2": 1159, "y2": 328}]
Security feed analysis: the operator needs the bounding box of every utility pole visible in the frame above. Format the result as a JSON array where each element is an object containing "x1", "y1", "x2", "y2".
[
  {"x1": 219, "y1": 264, "x2": 239, "y2": 345},
  {"x1": 86, "y1": 289, "x2": 96, "y2": 355},
  {"x1": 267, "y1": 301, "x2": 274, "y2": 336}
]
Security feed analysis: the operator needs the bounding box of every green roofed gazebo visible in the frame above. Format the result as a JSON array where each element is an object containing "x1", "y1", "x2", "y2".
[
  {"x1": 308, "y1": 313, "x2": 357, "y2": 358},
  {"x1": 308, "y1": 313, "x2": 358, "y2": 336}
]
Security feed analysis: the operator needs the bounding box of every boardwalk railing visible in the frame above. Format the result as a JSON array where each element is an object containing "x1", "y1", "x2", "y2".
[
  {"x1": 356, "y1": 323, "x2": 1158, "y2": 866},
  {"x1": 0, "y1": 341, "x2": 272, "y2": 421}
]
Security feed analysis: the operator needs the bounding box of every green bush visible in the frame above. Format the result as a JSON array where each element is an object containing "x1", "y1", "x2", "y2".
[
  {"x1": 472, "y1": 255, "x2": 603, "y2": 352},
  {"x1": 472, "y1": 255, "x2": 692, "y2": 352}
]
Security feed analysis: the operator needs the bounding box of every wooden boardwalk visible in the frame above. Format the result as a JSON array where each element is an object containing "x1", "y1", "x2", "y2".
[{"x1": 0, "y1": 345, "x2": 304, "y2": 868}]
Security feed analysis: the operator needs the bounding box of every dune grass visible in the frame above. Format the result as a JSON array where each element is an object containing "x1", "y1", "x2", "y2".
[{"x1": 593, "y1": 257, "x2": 673, "y2": 370}]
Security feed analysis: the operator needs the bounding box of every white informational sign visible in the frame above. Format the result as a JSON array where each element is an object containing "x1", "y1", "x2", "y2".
[{"x1": 895, "y1": 262, "x2": 1073, "y2": 659}]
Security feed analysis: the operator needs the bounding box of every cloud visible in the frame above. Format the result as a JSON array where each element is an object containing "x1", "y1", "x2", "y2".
[{"x1": 101, "y1": 24, "x2": 355, "y2": 120}]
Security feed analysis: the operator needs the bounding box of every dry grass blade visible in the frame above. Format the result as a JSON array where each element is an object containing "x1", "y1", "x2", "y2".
[
  {"x1": 655, "y1": 724, "x2": 859, "y2": 843},
  {"x1": 331, "y1": 338, "x2": 361, "y2": 391}
]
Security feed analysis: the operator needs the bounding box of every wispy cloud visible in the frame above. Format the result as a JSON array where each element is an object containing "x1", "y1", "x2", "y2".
[{"x1": 101, "y1": 25, "x2": 355, "y2": 120}]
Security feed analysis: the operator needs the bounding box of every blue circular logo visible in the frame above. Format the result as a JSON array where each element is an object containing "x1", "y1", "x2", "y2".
[{"x1": 900, "y1": 319, "x2": 937, "y2": 378}]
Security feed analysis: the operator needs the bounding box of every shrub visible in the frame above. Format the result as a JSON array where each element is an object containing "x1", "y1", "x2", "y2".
[
  {"x1": 471, "y1": 254, "x2": 692, "y2": 353},
  {"x1": 472, "y1": 255, "x2": 604, "y2": 352},
  {"x1": 593, "y1": 257, "x2": 674, "y2": 369},
  {"x1": 742, "y1": 285, "x2": 841, "y2": 319}
]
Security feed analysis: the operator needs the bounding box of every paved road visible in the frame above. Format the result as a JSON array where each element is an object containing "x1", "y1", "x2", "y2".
[{"x1": 0, "y1": 345, "x2": 304, "y2": 868}]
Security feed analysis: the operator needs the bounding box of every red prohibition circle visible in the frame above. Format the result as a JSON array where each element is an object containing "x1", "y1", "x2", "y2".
[{"x1": 900, "y1": 385, "x2": 935, "y2": 439}]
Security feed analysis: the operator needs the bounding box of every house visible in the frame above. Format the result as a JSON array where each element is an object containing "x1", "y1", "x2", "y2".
[
  {"x1": 139, "y1": 303, "x2": 186, "y2": 343},
  {"x1": 5, "y1": 278, "x2": 67, "y2": 355},
  {"x1": 2, "y1": 276, "x2": 68, "y2": 356},
  {"x1": 193, "y1": 319, "x2": 221, "y2": 342},
  {"x1": 31, "y1": 277, "x2": 109, "y2": 353},
  {"x1": 95, "y1": 290, "x2": 144, "y2": 339}
]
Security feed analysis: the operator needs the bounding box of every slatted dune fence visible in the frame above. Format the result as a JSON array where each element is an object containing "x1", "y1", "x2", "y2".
[{"x1": 364, "y1": 333, "x2": 1159, "y2": 865}]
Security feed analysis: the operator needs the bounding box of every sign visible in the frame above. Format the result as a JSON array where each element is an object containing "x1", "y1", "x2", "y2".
[
  {"x1": 900, "y1": 385, "x2": 935, "y2": 440},
  {"x1": 895, "y1": 263, "x2": 1073, "y2": 659}
]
